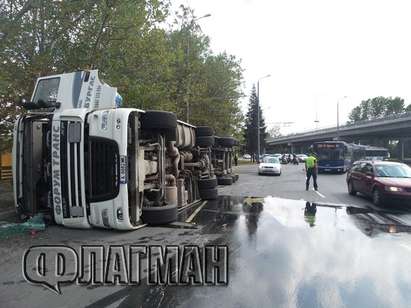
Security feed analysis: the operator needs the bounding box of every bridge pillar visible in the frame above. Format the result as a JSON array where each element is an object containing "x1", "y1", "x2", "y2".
[{"x1": 399, "y1": 138, "x2": 411, "y2": 163}]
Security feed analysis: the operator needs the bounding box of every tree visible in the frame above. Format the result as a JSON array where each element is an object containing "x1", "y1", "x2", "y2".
[
  {"x1": 166, "y1": 6, "x2": 244, "y2": 137},
  {"x1": 0, "y1": 1, "x2": 245, "y2": 151},
  {"x1": 348, "y1": 96, "x2": 406, "y2": 123},
  {"x1": 0, "y1": 0, "x2": 169, "y2": 137},
  {"x1": 268, "y1": 126, "x2": 282, "y2": 138},
  {"x1": 243, "y1": 86, "x2": 267, "y2": 156}
]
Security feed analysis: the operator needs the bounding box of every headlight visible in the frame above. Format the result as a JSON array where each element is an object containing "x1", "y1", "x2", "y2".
[
  {"x1": 101, "y1": 111, "x2": 109, "y2": 130},
  {"x1": 385, "y1": 186, "x2": 403, "y2": 192}
]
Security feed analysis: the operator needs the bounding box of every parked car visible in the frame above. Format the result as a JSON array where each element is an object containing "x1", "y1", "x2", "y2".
[
  {"x1": 258, "y1": 156, "x2": 282, "y2": 175},
  {"x1": 296, "y1": 154, "x2": 308, "y2": 162},
  {"x1": 346, "y1": 160, "x2": 411, "y2": 206},
  {"x1": 243, "y1": 154, "x2": 251, "y2": 159}
]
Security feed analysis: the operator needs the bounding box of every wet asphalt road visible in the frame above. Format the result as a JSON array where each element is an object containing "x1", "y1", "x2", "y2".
[
  {"x1": 223, "y1": 163, "x2": 378, "y2": 208},
  {"x1": 1, "y1": 164, "x2": 411, "y2": 307}
]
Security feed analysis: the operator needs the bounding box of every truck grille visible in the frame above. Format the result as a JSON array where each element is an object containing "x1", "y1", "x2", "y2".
[
  {"x1": 87, "y1": 137, "x2": 120, "y2": 203},
  {"x1": 60, "y1": 120, "x2": 84, "y2": 218}
]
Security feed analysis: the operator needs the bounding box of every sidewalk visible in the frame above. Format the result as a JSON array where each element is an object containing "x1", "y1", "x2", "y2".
[{"x1": 0, "y1": 181, "x2": 16, "y2": 221}]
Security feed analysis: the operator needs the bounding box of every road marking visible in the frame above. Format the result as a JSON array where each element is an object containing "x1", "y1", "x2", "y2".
[
  {"x1": 313, "y1": 189, "x2": 326, "y2": 198},
  {"x1": 185, "y1": 201, "x2": 207, "y2": 223}
]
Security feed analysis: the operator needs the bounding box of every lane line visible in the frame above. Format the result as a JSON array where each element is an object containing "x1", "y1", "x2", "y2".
[
  {"x1": 313, "y1": 189, "x2": 326, "y2": 198},
  {"x1": 185, "y1": 201, "x2": 207, "y2": 223}
]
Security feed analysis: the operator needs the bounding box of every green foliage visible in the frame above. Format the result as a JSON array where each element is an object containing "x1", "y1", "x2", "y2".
[
  {"x1": 268, "y1": 126, "x2": 281, "y2": 138},
  {"x1": 243, "y1": 86, "x2": 267, "y2": 155},
  {"x1": 348, "y1": 96, "x2": 407, "y2": 123},
  {"x1": 0, "y1": 1, "x2": 243, "y2": 149}
]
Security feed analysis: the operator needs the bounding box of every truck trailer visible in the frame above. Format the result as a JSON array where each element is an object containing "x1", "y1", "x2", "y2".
[{"x1": 212, "y1": 136, "x2": 239, "y2": 185}]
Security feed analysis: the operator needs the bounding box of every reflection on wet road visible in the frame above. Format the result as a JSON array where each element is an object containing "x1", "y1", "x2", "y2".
[{"x1": 100, "y1": 196, "x2": 411, "y2": 308}]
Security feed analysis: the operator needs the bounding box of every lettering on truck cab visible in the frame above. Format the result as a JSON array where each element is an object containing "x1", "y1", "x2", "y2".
[{"x1": 52, "y1": 122, "x2": 62, "y2": 216}]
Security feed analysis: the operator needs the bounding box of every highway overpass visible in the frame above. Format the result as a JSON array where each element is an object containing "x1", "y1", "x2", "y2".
[{"x1": 266, "y1": 112, "x2": 411, "y2": 161}]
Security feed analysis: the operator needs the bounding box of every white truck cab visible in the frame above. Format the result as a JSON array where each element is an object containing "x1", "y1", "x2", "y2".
[{"x1": 13, "y1": 70, "x2": 146, "y2": 229}]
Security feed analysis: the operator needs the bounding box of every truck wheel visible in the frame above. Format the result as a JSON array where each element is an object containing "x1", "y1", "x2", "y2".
[
  {"x1": 200, "y1": 188, "x2": 218, "y2": 200},
  {"x1": 141, "y1": 204, "x2": 177, "y2": 225},
  {"x1": 216, "y1": 137, "x2": 236, "y2": 148},
  {"x1": 196, "y1": 126, "x2": 214, "y2": 137},
  {"x1": 198, "y1": 176, "x2": 218, "y2": 189},
  {"x1": 140, "y1": 111, "x2": 177, "y2": 141},
  {"x1": 196, "y1": 136, "x2": 215, "y2": 147},
  {"x1": 218, "y1": 176, "x2": 233, "y2": 185}
]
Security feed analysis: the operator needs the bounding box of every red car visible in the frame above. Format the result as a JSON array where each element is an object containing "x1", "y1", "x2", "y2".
[{"x1": 346, "y1": 160, "x2": 411, "y2": 206}]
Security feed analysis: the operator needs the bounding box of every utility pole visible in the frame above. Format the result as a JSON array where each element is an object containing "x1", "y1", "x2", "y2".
[
  {"x1": 256, "y1": 74, "x2": 271, "y2": 163},
  {"x1": 336, "y1": 96, "x2": 347, "y2": 140}
]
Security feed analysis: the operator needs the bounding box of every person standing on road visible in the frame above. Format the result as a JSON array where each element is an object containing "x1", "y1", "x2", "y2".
[
  {"x1": 305, "y1": 152, "x2": 318, "y2": 191},
  {"x1": 234, "y1": 153, "x2": 238, "y2": 166}
]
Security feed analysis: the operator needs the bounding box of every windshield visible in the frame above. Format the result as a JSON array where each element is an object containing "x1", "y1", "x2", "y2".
[
  {"x1": 365, "y1": 150, "x2": 388, "y2": 157},
  {"x1": 314, "y1": 143, "x2": 345, "y2": 161},
  {"x1": 263, "y1": 157, "x2": 279, "y2": 164},
  {"x1": 32, "y1": 77, "x2": 60, "y2": 103},
  {"x1": 316, "y1": 149, "x2": 343, "y2": 161},
  {"x1": 375, "y1": 164, "x2": 411, "y2": 178}
]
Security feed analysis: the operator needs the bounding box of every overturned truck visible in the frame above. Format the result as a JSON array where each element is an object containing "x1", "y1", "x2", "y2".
[{"x1": 12, "y1": 70, "x2": 224, "y2": 230}]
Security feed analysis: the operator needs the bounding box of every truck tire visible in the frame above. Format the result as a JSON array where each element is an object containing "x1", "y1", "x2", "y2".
[
  {"x1": 216, "y1": 137, "x2": 236, "y2": 148},
  {"x1": 200, "y1": 188, "x2": 218, "y2": 200},
  {"x1": 140, "y1": 111, "x2": 177, "y2": 141},
  {"x1": 218, "y1": 176, "x2": 233, "y2": 185},
  {"x1": 195, "y1": 126, "x2": 214, "y2": 137},
  {"x1": 198, "y1": 176, "x2": 218, "y2": 189},
  {"x1": 141, "y1": 204, "x2": 177, "y2": 225},
  {"x1": 196, "y1": 136, "x2": 215, "y2": 147}
]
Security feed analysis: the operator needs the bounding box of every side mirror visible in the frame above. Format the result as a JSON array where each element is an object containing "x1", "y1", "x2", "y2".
[
  {"x1": 17, "y1": 97, "x2": 38, "y2": 109},
  {"x1": 17, "y1": 97, "x2": 61, "y2": 110}
]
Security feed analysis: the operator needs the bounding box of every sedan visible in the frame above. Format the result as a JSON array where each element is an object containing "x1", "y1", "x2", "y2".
[
  {"x1": 258, "y1": 157, "x2": 282, "y2": 175},
  {"x1": 296, "y1": 154, "x2": 308, "y2": 162},
  {"x1": 346, "y1": 160, "x2": 411, "y2": 206}
]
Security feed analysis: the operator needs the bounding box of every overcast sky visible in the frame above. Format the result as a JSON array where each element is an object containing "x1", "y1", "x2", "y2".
[{"x1": 171, "y1": 0, "x2": 411, "y2": 134}]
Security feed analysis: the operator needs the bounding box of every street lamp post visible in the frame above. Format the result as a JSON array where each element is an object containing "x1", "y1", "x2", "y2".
[
  {"x1": 185, "y1": 13, "x2": 211, "y2": 123},
  {"x1": 256, "y1": 74, "x2": 271, "y2": 163},
  {"x1": 336, "y1": 96, "x2": 347, "y2": 139}
]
